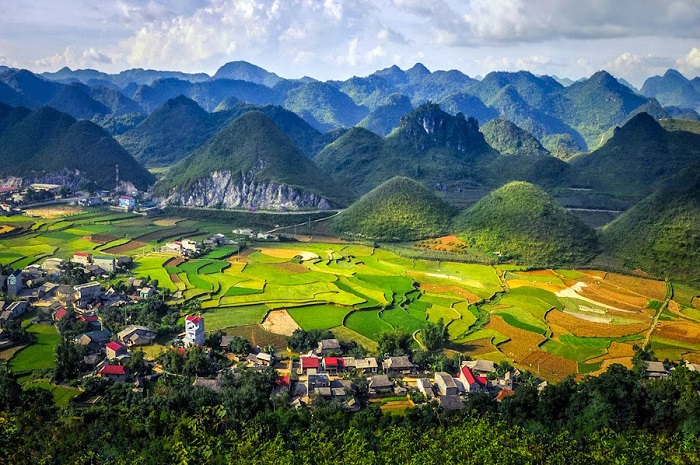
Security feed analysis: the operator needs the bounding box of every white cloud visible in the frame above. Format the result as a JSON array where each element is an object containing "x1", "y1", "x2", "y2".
[
  {"x1": 677, "y1": 47, "x2": 700, "y2": 72},
  {"x1": 34, "y1": 46, "x2": 114, "y2": 70}
]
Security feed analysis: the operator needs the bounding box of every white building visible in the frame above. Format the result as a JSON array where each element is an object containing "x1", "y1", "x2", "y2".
[
  {"x1": 184, "y1": 315, "x2": 205, "y2": 347},
  {"x1": 74, "y1": 282, "x2": 101, "y2": 301}
]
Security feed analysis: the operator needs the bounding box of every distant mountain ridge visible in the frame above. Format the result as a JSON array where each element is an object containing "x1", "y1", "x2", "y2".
[{"x1": 0, "y1": 103, "x2": 154, "y2": 190}]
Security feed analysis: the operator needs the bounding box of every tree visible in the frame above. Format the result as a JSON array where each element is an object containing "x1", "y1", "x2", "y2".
[
  {"x1": 52, "y1": 337, "x2": 86, "y2": 382},
  {"x1": 287, "y1": 329, "x2": 333, "y2": 352},
  {"x1": 205, "y1": 330, "x2": 224, "y2": 350},
  {"x1": 2, "y1": 319, "x2": 29, "y2": 343},
  {"x1": 0, "y1": 366, "x2": 22, "y2": 410},
  {"x1": 228, "y1": 335, "x2": 252, "y2": 355},
  {"x1": 377, "y1": 330, "x2": 412, "y2": 357},
  {"x1": 421, "y1": 318, "x2": 448, "y2": 351}
]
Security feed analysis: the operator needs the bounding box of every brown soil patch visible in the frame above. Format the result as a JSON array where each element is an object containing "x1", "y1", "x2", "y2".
[
  {"x1": 25, "y1": 206, "x2": 80, "y2": 218},
  {"x1": 507, "y1": 279, "x2": 566, "y2": 294},
  {"x1": 547, "y1": 310, "x2": 648, "y2": 338},
  {"x1": 487, "y1": 315, "x2": 546, "y2": 362},
  {"x1": 89, "y1": 234, "x2": 119, "y2": 245},
  {"x1": 683, "y1": 352, "x2": 700, "y2": 364},
  {"x1": 600, "y1": 356, "x2": 634, "y2": 371},
  {"x1": 578, "y1": 284, "x2": 648, "y2": 311},
  {"x1": 104, "y1": 240, "x2": 146, "y2": 254},
  {"x1": 417, "y1": 283, "x2": 480, "y2": 303},
  {"x1": 271, "y1": 262, "x2": 309, "y2": 274},
  {"x1": 257, "y1": 247, "x2": 306, "y2": 259},
  {"x1": 579, "y1": 269, "x2": 608, "y2": 279},
  {"x1": 170, "y1": 273, "x2": 182, "y2": 284},
  {"x1": 692, "y1": 297, "x2": 700, "y2": 309},
  {"x1": 153, "y1": 218, "x2": 183, "y2": 227},
  {"x1": 589, "y1": 341, "x2": 635, "y2": 365},
  {"x1": 224, "y1": 324, "x2": 289, "y2": 351},
  {"x1": 164, "y1": 257, "x2": 184, "y2": 267},
  {"x1": 458, "y1": 337, "x2": 496, "y2": 356},
  {"x1": 655, "y1": 321, "x2": 700, "y2": 346},
  {"x1": 414, "y1": 235, "x2": 469, "y2": 253},
  {"x1": 262, "y1": 310, "x2": 300, "y2": 336},
  {"x1": 603, "y1": 273, "x2": 667, "y2": 300},
  {"x1": 0, "y1": 225, "x2": 16, "y2": 235},
  {"x1": 520, "y1": 350, "x2": 578, "y2": 379},
  {"x1": 522, "y1": 269, "x2": 561, "y2": 278}
]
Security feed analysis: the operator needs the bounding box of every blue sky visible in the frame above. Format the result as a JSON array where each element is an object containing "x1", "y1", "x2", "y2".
[{"x1": 1, "y1": 0, "x2": 698, "y2": 87}]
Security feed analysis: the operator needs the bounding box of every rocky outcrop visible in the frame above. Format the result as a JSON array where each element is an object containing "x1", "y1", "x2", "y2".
[{"x1": 162, "y1": 170, "x2": 335, "y2": 210}]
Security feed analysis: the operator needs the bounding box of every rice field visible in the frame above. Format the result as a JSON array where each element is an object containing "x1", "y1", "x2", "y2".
[{"x1": 2, "y1": 206, "x2": 697, "y2": 381}]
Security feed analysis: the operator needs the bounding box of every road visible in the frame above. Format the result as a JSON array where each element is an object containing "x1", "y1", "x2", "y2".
[
  {"x1": 20, "y1": 196, "x2": 83, "y2": 209},
  {"x1": 642, "y1": 281, "x2": 673, "y2": 348}
]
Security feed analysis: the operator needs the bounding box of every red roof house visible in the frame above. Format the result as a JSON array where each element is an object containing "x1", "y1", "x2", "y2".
[
  {"x1": 459, "y1": 365, "x2": 486, "y2": 392},
  {"x1": 276, "y1": 375, "x2": 291, "y2": 392},
  {"x1": 106, "y1": 341, "x2": 127, "y2": 359},
  {"x1": 300, "y1": 356, "x2": 320, "y2": 374},
  {"x1": 322, "y1": 357, "x2": 343, "y2": 373},
  {"x1": 98, "y1": 364, "x2": 128, "y2": 381},
  {"x1": 78, "y1": 314, "x2": 99, "y2": 323},
  {"x1": 185, "y1": 315, "x2": 202, "y2": 324},
  {"x1": 53, "y1": 307, "x2": 68, "y2": 321}
]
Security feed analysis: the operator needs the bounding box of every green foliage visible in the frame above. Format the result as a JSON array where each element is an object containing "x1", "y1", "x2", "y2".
[
  {"x1": 155, "y1": 111, "x2": 349, "y2": 206},
  {"x1": 332, "y1": 176, "x2": 455, "y2": 241},
  {"x1": 287, "y1": 328, "x2": 334, "y2": 352},
  {"x1": 421, "y1": 318, "x2": 449, "y2": 351},
  {"x1": 227, "y1": 335, "x2": 253, "y2": 355},
  {"x1": 572, "y1": 113, "x2": 700, "y2": 199},
  {"x1": 453, "y1": 181, "x2": 598, "y2": 266},
  {"x1": 283, "y1": 81, "x2": 368, "y2": 132},
  {"x1": 602, "y1": 164, "x2": 700, "y2": 283},
  {"x1": 357, "y1": 94, "x2": 413, "y2": 136},
  {"x1": 0, "y1": 103, "x2": 154, "y2": 190},
  {"x1": 480, "y1": 118, "x2": 550, "y2": 157},
  {"x1": 377, "y1": 330, "x2": 413, "y2": 357}
]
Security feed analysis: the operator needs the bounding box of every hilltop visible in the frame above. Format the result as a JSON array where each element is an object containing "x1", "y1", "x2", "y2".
[
  {"x1": 0, "y1": 103, "x2": 154, "y2": 190},
  {"x1": 601, "y1": 165, "x2": 700, "y2": 283},
  {"x1": 480, "y1": 118, "x2": 550, "y2": 157},
  {"x1": 453, "y1": 181, "x2": 597, "y2": 266},
  {"x1": 155, "y1": 111, "x2": 345, "y2": 210},
  {"x1": 571, "y1": 112, "x2": 700, "y2": 200},
  {"x1": 332, "y1": 176, "x2": 454, "y2": 241}
]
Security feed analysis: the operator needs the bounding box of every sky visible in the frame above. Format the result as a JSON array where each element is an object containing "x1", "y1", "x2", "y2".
[{"x1": 0, "y1": 0, "x2": 699, "y2": 87}]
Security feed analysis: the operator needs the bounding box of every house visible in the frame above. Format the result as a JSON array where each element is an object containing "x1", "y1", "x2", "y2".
[
  {"x1": 382, "y1": 356, "x2": 415, "y2": 375},
  {"x1": 42, "y1": 258, "x2": 66, "y2": 273},
  {"x1": 459, "y1": 365, "x2": 487, "y2": 393},
  {"x1": 76, "y1": 330, "x2": 111, "y2": 353},
  {"x1": 341, "y1": 357, "x2": 357, "y2": 372},
  {"x1": 438, "y1": 395, "x2": 465, "y2": 411},
  {"x1": 306, "y1": 373, "x2": 330, "y2": 394},
  {"x1": 77, "y1": 312, "x2": 101, "y2": 330},
  {"x1": 98, "y1": 364, "x2": 128, "y2": 382},
  {"x1": 37, "y1": 282, "x2": 58, "y2": 299},
  {"x1": 416, "y1": 378, "x2": 435, "y2": 399},
  {"x1": 139, "y1": 287, "x2": 156, "y2": 299},
  {"x1": 0, "y1": 301, "x2": 29, "y2": 327},
  {"x1": 106, "y1": 341, "x2": 128, "y2": 359},
  {"x1": 163, "y1": 242, "x2": 183, "y2": 254},
  {"x1": 193, "y1": 377, "x2": 224, "y2": 393},
  {"x1": 71, "y1": 252, "x2": 92, "y2": 265},
  {"x1": 317, "y1": 338, "x2": 341, "y2": 355},
  {"x1": 463, "y1": 359, "x2": 496, "y2": 376},
  {"x1": 118, "y1": 196, "x2": 135, "y2": 208},
  {"x1": 183, "y1": 315, "x2": 205, "y2": 347},
  {"x1": 323, "y1": 357, "x2": 343, "y2": 375},
  {"x1": 52, "y1": 307, "x2": 68, "y2": 321},
  {"x1": 330, "y1": 379, "x2": 355, "y2": 398},
  {"x1": 6, "y1": 269, "x2": 22, "y2": 298},
  {"x1": 299, "y1": 356, "x2": 320, "y2": 375},
  {"x1": 56, "y1": 284, "x2": 74, "y2": 298},
  {"x1": 434, "y1": 372, "x2": 458, "y2": 396},
  {"x1": 685, "y1": 361, "x2": 700, "y2": 372},
  {"x1": 118, "y1": 325, "x2": 156, "y2": 346},
  {"x1": 369, "y1": 375, "x2": 394, "y2": 396},
  {"x1": 74, "y1": 282, "x2": 101, "y2": 302},
  {"x1": 275, "y1": 375, "x2": 291, "y2": 393},
  {"x1": 181, "y1": 240, "x2": 199, "y2": 253},
  {"x1": 256, "y1": 352, "x2": 273, "y2": 366},
  {"x1": 354, "y1": 357, "x2": 379, "y2": 374},
  {"x1": 92, "y1": 256, "x2": 116, "y2": 273},
  {"x1": 644, "y1": 361, "x2": 670, "y2": 380}
]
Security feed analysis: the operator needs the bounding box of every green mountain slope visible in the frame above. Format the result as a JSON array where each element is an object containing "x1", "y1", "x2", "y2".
[
  {"x1": 0, "y1": 103, "x2": 154, "y2": 190},
  {"x1": 641, "y1": 69, "x2": 700, "y2": 112},
  {"x1": 601, "y1": 165, "x2": 700, "y2": 282},
  {"x1": 155, "y1": 111, "x2": 347, "y2": 209},
  {"x1": 332, "y1": 176, "x2": 454, "y2": 241},
  {"x1": 284, "y1": 81, "x2": 368, "y2": 131},
  {"x1": 480, "y1": 118, "x2": 550, "y2": 157},
  {"x1": 213, "y1": 61, "x2": 283, "y2": 87},
  {"x1": 117, "y1": 96, "x2": 218, "y2": 167},
  {"x1": 314, "y1": 103, "x2": 495, "y2": 195},
  {"x1": 453, "y1": 181, "x2": 597, "y2": 266},
  {"x1": 357, "y1": 94, "x2": 413, "y2": 136},
  {"x1": 571, "y1": 112, "x2": 700, "y2": 200}
]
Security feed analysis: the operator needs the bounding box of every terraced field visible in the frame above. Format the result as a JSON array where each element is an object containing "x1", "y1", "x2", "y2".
[{"x1": 2, "y1": 207, "x2": 700, "y2": 381}]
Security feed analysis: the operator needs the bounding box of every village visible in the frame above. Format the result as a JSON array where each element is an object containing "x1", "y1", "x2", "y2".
[{"x1": 0, "y1": 227, "x2": 691, "y2": 414}]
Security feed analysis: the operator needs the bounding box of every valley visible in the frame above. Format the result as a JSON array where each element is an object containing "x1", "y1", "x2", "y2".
[{"x1": 2, "y1": 207, "x2": 698, "y2": 382}]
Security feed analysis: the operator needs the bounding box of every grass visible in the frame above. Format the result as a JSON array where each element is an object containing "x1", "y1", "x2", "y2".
[
  {"x1": 330, "y1": 325, "x2": 379, "y2": 352},
  {"x1": 345, "y1": 310, "x2": 394, "y2": 341},
  {"x1": 203, "y1": 305, "x2": 269, "y2": 331},
  {"x1": 540, "y1": 339, "x2": 607, "y2": 362},
  {"x1": 23, "y1": 379, "x2": 81, "y2": 406},
  {"x1": 9, "y1": 324, "x2": 61, "y2": 373},
  {"x1": 288, "y1": 304, "x2": 353, "y2": 331}
]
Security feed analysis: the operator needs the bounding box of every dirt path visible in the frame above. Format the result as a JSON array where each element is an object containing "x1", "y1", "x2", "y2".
[
  {"x1": 262, "y1": 310, "x2": 300, "y2": 336},
  {"x1": 642, "y1": 282, "x2": 673, "y2": 348}
]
